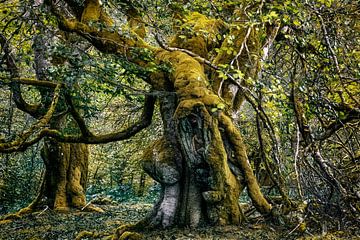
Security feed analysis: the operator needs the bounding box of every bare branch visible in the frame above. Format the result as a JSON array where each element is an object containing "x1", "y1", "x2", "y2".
[
  {"x1": 315, "y1": 108, "x2": 360, "y2": 141},
  {"x1": 64, "y1": 92, "x2": 94, "y2": 138},
  {"x1": 290, "y1": 74, "x2": 348, "y2": 197},
  {"x1": 312, "y1": 8, "x2": 360, "y2": 106}
]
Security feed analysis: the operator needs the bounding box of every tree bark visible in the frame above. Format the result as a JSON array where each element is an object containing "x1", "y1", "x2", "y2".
[{"x1": 36, "y1": 138, "x2": 89, "y2": 211}]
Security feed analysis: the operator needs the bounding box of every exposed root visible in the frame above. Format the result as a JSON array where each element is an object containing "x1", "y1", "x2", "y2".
[
  {"x1": 0, "y1": 206, "x2": 34, "y2": 221},
  {"x1": 117, "y1": 231, "x2": 143, "y2": 240},
  {"x1": 0, "y1": 219, "x2": 12, "y2": 224},
  {"x1": 82, "y1": 203, "x2": 105, "y2": 213},
  {"x1": 75, "y1": 230, "x2": 112, "y2": 240},
  {"x1": 75, "y1": 231, "x2": 96, "y2": 240},
  {"x1": 1, "y1": 202, "x2": 104, "y2": 224},
  {"x1": 113, "y1": 223, "x2": 145, "y2": 240},
  {"x1": 81, "y1": 201, "x2": 105, "y2": 213}
]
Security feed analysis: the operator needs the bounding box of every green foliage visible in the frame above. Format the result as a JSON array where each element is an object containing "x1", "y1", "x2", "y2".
[{"x1": 0, "y1": 146, "x2": 43, "y2": 214}]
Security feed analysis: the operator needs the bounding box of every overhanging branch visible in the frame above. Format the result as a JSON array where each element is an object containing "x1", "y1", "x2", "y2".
[
  {"x1": 64, "y1": 91, "x2": 94, "y2": 138},
  {"x1": 0, "y1": 84, "x2": 62, "y2": 153},
  {"x1": 49, "y1": 0, "x2": 151, "y2": 60},
  {"x1": 315, "y1": 107, "x2": 360, "y2": 141},
  {"x1": 49, "y1": 94, "x2": 156, "y2": 144},
  {"x1": 0, "y1": 94, "x2": 156, "y2": 152}
]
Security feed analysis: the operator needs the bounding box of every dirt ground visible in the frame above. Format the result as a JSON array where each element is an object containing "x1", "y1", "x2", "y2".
[{"x1": 0, "y1": 203, "x2": 358, "y2": 240}]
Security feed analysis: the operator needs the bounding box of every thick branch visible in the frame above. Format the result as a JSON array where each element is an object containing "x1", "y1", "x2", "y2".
[
  {"x1": 64, "y1": 92, "x2": 93, "y2": 138},
  {"x1": 0, "y1": 95, "x2": 156, "y2": 152},
  {"x1": 49, "y1": 0, "x2": 152, "y2": 62},
  {"x1": 219, "y1": 112, "x2": 272, "y2": 215},
  {"x1": 60, "y1": 95, "x2": 155, "y2": 143},
  {"x1": 155, "y1": 33, "x2": 219, "y2": 70},
  {"x1": 0, "y1": 77, "x2": 63, "y2": 88}
]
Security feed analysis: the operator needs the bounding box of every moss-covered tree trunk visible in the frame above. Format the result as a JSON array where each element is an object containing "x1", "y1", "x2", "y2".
[
  {"x1": 37, "y1": 138, "x2": 89, "y2": 212},
  {"x1": 27, "y1": 31, "x2": 91, "y2": 212},
  {"x1": 32, "y1": 29, "x2": 94, "y2": 212},
  {"x1": 146, "y1": 98, "x2": 246, "y2": 228},
  {"x1": 11, "y1": 117, "x2": 91, "y2": 214},
  {"x1": 116, "y1": 52, "x2": 272, "y2": 238}
]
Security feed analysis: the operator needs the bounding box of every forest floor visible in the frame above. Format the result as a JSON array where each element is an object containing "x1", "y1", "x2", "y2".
[{"x1": 0, "y1": 202, "x2": 358, "y2": 240}]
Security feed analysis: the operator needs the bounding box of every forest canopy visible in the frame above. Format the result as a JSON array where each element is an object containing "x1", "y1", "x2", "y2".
[{"x1": 0, "y1": 0, "x2": 359, "y2": 239}]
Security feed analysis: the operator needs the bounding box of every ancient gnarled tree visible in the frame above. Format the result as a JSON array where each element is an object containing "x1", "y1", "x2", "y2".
[
  {"x1": 1, "y1": 0, "x2": 281, "y2": 236},
  {"x1": 51, "y1": 0, "x2": 280, "y2": 233},
  {"x1": 1, "y1": 1, "x2": 360, "y2": 238}
]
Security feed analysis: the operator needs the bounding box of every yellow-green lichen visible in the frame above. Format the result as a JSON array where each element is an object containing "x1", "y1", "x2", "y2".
[
  {"x1": 170, "y1": 12, "x2": 226, "y2": 58},
  {"x1": 81, "y1": 0, "x2": 101, "y2": 23}
]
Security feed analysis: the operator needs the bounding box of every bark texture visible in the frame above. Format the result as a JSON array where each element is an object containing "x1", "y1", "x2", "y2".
[
  {"x1": 114, "y1": 51, "x2": 271, "y2": 239},
  {"x1": 38, "y1": 139, "x2": 89, "y2": 211},
  {"x1": 140, "y1": 51, "x2": 271, "y2": 228}
]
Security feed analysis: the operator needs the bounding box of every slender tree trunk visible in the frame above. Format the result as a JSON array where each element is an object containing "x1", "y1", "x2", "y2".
[{"x1": 138, "y1": 172, "x2": 146, "y2": 197}]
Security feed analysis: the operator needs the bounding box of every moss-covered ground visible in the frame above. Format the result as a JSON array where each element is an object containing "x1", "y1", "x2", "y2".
[{"x1": 0, "y1": 202, "x2": 358, "y2": 240}]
